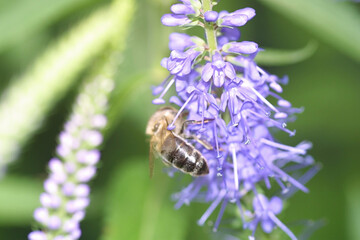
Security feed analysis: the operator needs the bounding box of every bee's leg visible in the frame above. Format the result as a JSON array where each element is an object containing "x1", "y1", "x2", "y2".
[
  {"x1": 181, "y1": 119, "x2": 227, "y2": 152},
  {"x1": 161, "y1": 156, "x2": 171, "y2": 166},
  {"x1": 179, "y1": 119, "x2": 214, "y2": 135},
  {"x1": 193, "y1": 136, "x2": 214, "y2": 150},
  {"x1": 179, "y1": 119, "x2": 214, "y2": 150},
  {"x1": 181, "y1": 132, "x2": 214, "y2": 150}
]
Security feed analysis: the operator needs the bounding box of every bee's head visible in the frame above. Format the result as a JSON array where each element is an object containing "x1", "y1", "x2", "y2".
[{"x1": 145, "y1": 107, "x2": 177, "y2": 135}]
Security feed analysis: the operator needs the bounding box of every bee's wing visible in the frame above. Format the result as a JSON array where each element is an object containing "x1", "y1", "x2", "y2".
[
  {"x1": 149, "y1": 119, "x2": 168, "y2": 178},
  {"x1": 149, "y1": 137, "x2": 155, "y2": 178}
]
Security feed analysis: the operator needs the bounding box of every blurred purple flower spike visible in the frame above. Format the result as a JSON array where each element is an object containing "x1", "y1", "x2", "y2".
[{"x1": 29, "y1": 76, "x2": 113, "y2": 240}]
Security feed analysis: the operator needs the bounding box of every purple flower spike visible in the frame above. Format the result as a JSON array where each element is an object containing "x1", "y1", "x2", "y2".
[
  {"x1": 204, "y1": 11, "x2": 218, "y2": 22},
  {"x1": 152, "y1": 1, "x2": 316, "y2": 239},
  {"x1": 30, "y1": 76, "x2": 113, "y2": 239}
]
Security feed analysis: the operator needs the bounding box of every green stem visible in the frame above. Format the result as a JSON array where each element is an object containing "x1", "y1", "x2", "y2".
[{"x1": 202, "y1": 0, "x2": 217, "y2": 57}]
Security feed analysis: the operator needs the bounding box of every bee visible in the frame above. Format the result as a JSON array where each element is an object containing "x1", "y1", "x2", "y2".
[{"x1": 146, "y1": 107, "x2": 209, "y2": 177}]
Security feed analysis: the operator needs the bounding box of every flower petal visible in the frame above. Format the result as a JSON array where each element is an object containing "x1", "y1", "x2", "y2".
[
  {"x1": 171, "y1": 3, "x2": 195, "y2": 15},
  {"x1": 224, "y1": 62, "x2": 236, "y2": 80},
  {"x1": 202, "y1": 63, "x2": 213, "y2": 82},
  {"x1": 269, "y1": 196, "x2": 283, "y2": 215},
  {"x1": 161, "y1": 14, "x2": 190, "y2": 26},
  {"x1": 261, "y1": 218, "x2": 275, "y2": 233},
  {"x1": 214, "y1": 70, "x2": 225, "y2": 87},
  {"x1": 233, "y1": 7, "x2": 256, "y2": 20},
  {"x1": 221, "y1": 14, "x2": 248, "y2": 27},
  {"x1": 227, "y1": 41, "x2": 258, "y2": 54}
]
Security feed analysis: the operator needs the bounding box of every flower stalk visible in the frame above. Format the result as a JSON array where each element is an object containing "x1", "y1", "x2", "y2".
[{"x1": 202, "y1": 0, "x2": 218, "y2": 55}]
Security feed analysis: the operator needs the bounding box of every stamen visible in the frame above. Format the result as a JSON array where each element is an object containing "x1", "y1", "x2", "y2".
[
  {"x1": 247, "y1": 84, "x2": 279, "y2": 113},
  {"x1": 235, "y1": 198, "x2": 246, "y2": 227},
  {"x1": 213, "y1": 198, "x2": 229, "y2": 231},
  {"x1": 249, "y1": 110, "x2": 296, "y2": 136},
  {"x1": 283, "y1": 164, "x2": 321, "y2": 198},
  {"x1": 250, "y1": 218, "x2": 260, "y2": 239},
  {"x1": 274, "y1": 177, "x2": 288, "y2": 194},
  {"x1": 201, "y1": 94, "x2": 206, "y2": 129},
  {"x1": 271, "y1": 165, "x2": 309, "y2": 193},
  {"x1": 159, "y1": 78, "x2": 175, "y2": 98},
  {"x1": 230, "y1": 144, "x2": 239, "y2": 190},
  {"x1": 197, "y1": 189, "x2": 226, "y2": 226},
  {"x1": 227, "y1": 92, "x2": 235, "y2": 125},
  {"x1": 239, "y1": 92, "x2": 269, "y2": 116},
  {"x1": 213, "y1": 121, "x2": 221, "y2": 158},
  {"x1": 268, "y1": 91, "x2": 282, "y2": 100},
  {"x1": 152, "y1": 75, "x2": 172, "y2": 95},
  {"x1": 175, "y1": 180, "x2": 197, "y2": 209},
  {"x1": 168, "y1": 92, "x2": 195, "y2": 130},
  {"x1": 264, "y1": 176, "x2": 271, "y2": 189},
  {"x1": 268, "y1": 212, "x2": 298, "y2": 240},
  {"x1": 240, "y1": 112, "x2": 250, "y2": 143},
  {"x1": 256, "y1": 66, "x2": 267, "y2": 76},
  {"x1": 260, "y1": 138, "x2": 306, "y2": 155}
]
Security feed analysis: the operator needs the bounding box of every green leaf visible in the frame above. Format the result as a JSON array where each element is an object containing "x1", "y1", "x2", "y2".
[
  {"x1": 298, "y1": 219, "x2": 326, "y2": 240},
  {"x1": 105, "y1": 72, "x2": 150, "y2": 136},
  {"x1": 0, "y1": 176, "x2": 42, "y2": 225},
  {"x1": 0, "y1": 0, "x2": 135, "y2": 173},
  {"x1": 101, "y1": 159, "x2": 187, "y2": 240},
  {"x1": 0, "y1": 174, "x2": 103, "y2": 226},
  {"x1": 258, "y1": 0, "x2": 360, "y2": 62},
  {"x1": 346, "y1": 180, "x2": 360, "y2": 240},
  {"x1": 0, "y1": 0, "x2": 96, "y2": 52},
  {"x1": 255, "y1": 41, "x2": 318, "y2": 66}
]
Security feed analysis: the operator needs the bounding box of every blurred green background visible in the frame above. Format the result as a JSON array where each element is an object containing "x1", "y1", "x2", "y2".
[{"x1": 0, "y1": 0, "x2": 359, "y2": 239}]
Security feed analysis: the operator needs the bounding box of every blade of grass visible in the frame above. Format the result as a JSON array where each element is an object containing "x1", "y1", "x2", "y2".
[
  {"x1": 0, "y1": 0, "x2": 135, "y2": 175},
  {"x1": 346, "y1": 180, "x2": 360, "y2": 240},
  {"x1": 101, "y1": 159, "x2": 187, "y2": 240},
  {"x1": 0, "y1": 176, "x2": 42, "y2": 225},
  {"x1": 255, "y1": 41, "x2": 318, "y2": 66},
  {"x1": 0, "y1": 0, "x2": 96, "y2": 52},
  {"x1": 105, "y1": 72, "x2": 149, "y2": 136},
  {"x1": 0, "y1": 175, "x2": 104, "y2": 226},
  {"x1": 258, "y1": 0, "x2": 360, "y2": 62}
]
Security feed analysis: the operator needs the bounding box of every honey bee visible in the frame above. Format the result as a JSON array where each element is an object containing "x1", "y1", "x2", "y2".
[{"x1": 146, "y1": 107, "x2": 209, "y2": 177}]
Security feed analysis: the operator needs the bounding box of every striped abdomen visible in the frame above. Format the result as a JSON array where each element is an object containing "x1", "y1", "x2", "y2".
[{"x1": 160, "y1": 134, "x2": 209, "y2": 176}]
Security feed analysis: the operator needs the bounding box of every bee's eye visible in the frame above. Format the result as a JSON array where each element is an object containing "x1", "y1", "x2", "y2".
[{"x1": 153, "y1": 123, "x2": 160, "y2": 132}]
